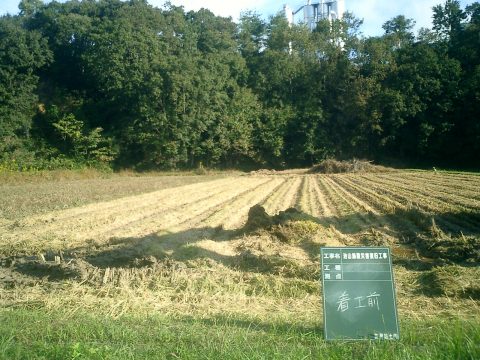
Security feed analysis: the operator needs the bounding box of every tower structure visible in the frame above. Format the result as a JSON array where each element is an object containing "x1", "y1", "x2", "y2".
[{"x1": 284, "y1": 0, "x2": 345, "y2": 30}]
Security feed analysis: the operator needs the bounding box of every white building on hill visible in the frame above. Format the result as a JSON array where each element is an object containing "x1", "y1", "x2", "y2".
[{"x1": 284, "y1": 0, "x2": 345, "y2": 30}]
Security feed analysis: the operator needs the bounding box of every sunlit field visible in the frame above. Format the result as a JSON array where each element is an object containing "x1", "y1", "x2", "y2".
[{"x1": 1, "y1": 170, "x2": 479, "y2": 359}]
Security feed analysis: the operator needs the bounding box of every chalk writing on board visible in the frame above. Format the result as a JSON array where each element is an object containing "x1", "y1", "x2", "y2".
[
  {"x1": 336, "y1": 291, "x2": 350, "y2": 312},
  {"x1": 336, "y1": 291, "x2": 381, "y2": 312}
]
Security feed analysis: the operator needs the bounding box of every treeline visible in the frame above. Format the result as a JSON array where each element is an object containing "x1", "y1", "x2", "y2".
[{"x1": 1, "y1": 0, "x2": 479, "y2": 170}]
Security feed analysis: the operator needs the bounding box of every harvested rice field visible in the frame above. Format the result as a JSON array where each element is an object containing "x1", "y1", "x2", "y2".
[{"x1": 0, "y1": 170, "x2": 479, "y2": 358}]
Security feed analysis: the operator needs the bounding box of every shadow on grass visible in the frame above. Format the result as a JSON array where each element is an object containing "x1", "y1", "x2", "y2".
[{"x1": 76, "y1": 206, "x2": 480, "y2": 271}]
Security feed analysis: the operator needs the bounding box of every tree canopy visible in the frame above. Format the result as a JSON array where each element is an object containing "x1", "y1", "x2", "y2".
[{"x1": 0, "y1": 0, "x2": 479, "y2": 170}]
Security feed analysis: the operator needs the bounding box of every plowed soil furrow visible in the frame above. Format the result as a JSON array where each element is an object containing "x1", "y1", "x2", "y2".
[
  {"x1": 401, "y1": 172, "x2": 480, "y2": 189},
  {"x1": 383, "y1": 174, "x2": 480, "y2": 202},
  {"x1": 82, "y1": 177, "x2": 268, "y2": 240},
  {"x1": 84, "y1": 177, "x2": 278, "y2": 240},
  {"x1": 0, "y1": 177, "x2": 272, "y2": 252},
  {"x1": 349, "y1": 175, "x2": 436, "y2": 213},
  {"x1": 356, "y1": 175, "x2": 480, "y2": 234},
  {"x1": 5, "y1": 177, "x2": 239, "y2": 231},
  {"x1": 384, "y1": 172, "x2": 479, "y2": 188},
  {"x1": 410, "y1": 171, "x2": 480, "y2": 181},
  {"x1": 314, "y1": 177, "x2": 359, "y2": 244},
  {"x1": 362, "y1": 174, "x2": 480, "y2": 226},
  {"x1": 204, "y1": 177, "x2": 285, "y2": 229},
  {"x1": 292, "y1": 176, "x2": 307, "y2": 210},
  {"x1": 297, "y1": 176, "x2": 312, "y2": 215},
  {"x1": 319, "y1": 176, "x2": 368, "y2": 233},
  {"x1": 356, "y1": 175, "x2": 447, "y2": 212},
  {"x1": 262, "y1": 177, "x2": 303, "y2": 215},
  {"x1": 259, "y1": 177, "x2": 295, "y2": 213},
  {"x1": 333, "y1": 175, "x2": 423, "y2": 236},
  {"x1": 322, "y1": 176, "x2": 365, "y2": 216},
  {"x1": 371, "y1": 174, "x2": 480, "y2": 211},
  {"x1": 322, "y1": 176, "x2": 375, "y2": 232},
  {"x1": 0, "y1": 177, "x2": 244, "y2": 240},
  {"x1": 0, "y1": 175, "x2": 223, "y2": 221},
  {"x1": 336, "y1": 175, "x2": 404, "y2": 212},
  {"x1": 434, "y1": 172, "x2": 480, "y2": 182},
  {"x1": 99, "y1": 177, "x2": 278, "y2": 240},
  {"x1": 315, "y1": 177, "x2": 340, "y2": 218},
  {"x1": 140, "y1": 177, "x2": 289, "y2": 258},
  {"x1": 310, "y1": 175, "x2": 334, "y2": 217},
  {"x1": 2, "y1": 171, "x2": 478, "y2": 262},
  {"x1": 297, "y1": 175, "x2": 330, "y2": 218},
  {"x1": 328, "y1": 176, "x2": 380, "y2": 215}
]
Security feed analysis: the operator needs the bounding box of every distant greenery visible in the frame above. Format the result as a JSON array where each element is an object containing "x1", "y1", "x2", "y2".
[
  {"x1": 0, "y1": 309, "x2": 478, "y2": 359},
  {"x1": 1, "y1": 0, "x2": 479, "y2": 170}
]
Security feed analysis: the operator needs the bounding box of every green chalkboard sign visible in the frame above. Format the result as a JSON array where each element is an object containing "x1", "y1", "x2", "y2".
[{"x1": 321, "y1": 247, "x2": 400, "y2": 340}]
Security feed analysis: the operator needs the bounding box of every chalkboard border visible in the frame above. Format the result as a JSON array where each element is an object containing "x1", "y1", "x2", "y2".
[{"x1": 320, "y1": 246, "x2": 400, "y2": 341}]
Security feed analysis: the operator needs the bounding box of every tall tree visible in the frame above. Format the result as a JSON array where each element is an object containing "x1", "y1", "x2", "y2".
[{"x1": 0, "y1": 16, "x2": 51, "y2": 162}]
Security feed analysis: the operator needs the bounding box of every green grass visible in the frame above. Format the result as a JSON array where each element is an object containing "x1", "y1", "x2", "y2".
[
  {"x1": 0, "y1": 309, "x2": 478, "y2": 359},
  {"x1": 0, "y1": 168, "x2": 241, "y2": 185}
]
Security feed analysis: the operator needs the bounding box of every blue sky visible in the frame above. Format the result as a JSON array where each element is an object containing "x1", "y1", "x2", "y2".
[{"x1": 0, "y1": 0, "x2": 475, "y2": 36}]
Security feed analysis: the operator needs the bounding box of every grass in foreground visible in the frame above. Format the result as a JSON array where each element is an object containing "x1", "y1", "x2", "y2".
[{"x1": 0, "y1": 309, "x2": 478, "y2": 360}]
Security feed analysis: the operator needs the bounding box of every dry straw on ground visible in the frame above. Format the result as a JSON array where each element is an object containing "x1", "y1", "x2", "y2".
[
  {"x1": 1, "y1": 170, "x2": 479, "y2": 321},
  {"x1": 309, "y1": 159, "x2": 394, "y2": 174}
]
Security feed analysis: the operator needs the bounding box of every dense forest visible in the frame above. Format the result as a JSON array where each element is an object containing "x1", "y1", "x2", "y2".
[{"x1": 0, "y1": 0, "x2": 479, "y2": 170}]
